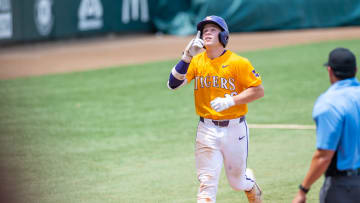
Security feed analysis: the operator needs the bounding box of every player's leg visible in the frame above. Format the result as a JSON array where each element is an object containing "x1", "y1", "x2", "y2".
[
  {"x1": 222, "y1": 121, "x2": 263, "y2": 203},
  {"x1": 195, "y1": 121, "x2": 223, "y2": 203},
  {"x1": 222, "y1": 121, "x2": 253, "y2": 191},
  {"x1": 244, "y1": 168, "x2": 263, "y2": 203}
]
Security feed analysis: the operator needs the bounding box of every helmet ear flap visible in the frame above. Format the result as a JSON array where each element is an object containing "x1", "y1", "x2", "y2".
[{"x1": 218, "y1": 31, "x2": 229, "y2": 47}]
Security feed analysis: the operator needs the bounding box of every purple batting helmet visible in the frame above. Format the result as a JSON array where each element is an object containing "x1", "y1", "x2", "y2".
[{"x1": 197, "y1": 15, "x2": 229, "y2": 47}]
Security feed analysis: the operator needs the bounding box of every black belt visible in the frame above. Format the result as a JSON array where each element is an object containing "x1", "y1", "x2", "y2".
[
  {"x1": 199, "y1": 116, "x2": 245, "y2": 127},
  {"x1": 328, "y1": 168, "x2": 360, "y2": 177}
]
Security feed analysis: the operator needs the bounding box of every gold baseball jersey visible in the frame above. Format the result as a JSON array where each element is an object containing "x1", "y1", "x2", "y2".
[{"x1": 186, "y1": 50, "x2": 262, "y2": 120}]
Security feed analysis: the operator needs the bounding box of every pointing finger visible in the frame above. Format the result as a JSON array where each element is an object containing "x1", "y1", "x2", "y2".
[{"x1": 196, "y1": 30, "x2": 201, "y2": 39}]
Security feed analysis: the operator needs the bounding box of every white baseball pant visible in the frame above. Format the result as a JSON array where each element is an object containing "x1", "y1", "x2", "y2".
[{"x1": 195, "y1": 117, "x2": 255, "y2": 203}]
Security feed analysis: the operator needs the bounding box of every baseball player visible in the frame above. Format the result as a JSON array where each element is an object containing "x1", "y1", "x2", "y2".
[{"x1": 167, "y1": 16, "x2": 264, "y2": 203}]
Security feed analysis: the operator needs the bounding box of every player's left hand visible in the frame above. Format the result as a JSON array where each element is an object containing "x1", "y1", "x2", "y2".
[{"x1": 210, "y1": 95, "x2": 235, "y2": 112}]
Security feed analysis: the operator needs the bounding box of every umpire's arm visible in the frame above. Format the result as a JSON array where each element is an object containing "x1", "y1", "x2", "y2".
[{"x1": 292, "y1": 149, "x2": 334, "y2": 203}]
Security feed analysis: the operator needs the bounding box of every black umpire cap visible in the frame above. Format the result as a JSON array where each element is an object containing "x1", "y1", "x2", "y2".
[{"x1": 324, "y1": 47, "x2": 357, "y2": 78}]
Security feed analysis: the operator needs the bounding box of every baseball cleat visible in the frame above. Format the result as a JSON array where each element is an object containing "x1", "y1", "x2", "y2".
[{"x1": 245, "y1": 168, "x2": 263, "y2": 203}]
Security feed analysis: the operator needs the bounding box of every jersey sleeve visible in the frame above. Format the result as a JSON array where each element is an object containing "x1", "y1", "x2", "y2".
[
  {"x1": 313, "y1": 101, "x2": 342, "y2": 151},
  {"x1": 238, "y1": 58, "x2": 262, "y2": 88}
]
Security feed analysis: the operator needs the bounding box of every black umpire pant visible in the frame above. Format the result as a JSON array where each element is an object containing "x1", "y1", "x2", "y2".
[{"x1": 320, "y1": 176, "x2": 360, "y2": 203}]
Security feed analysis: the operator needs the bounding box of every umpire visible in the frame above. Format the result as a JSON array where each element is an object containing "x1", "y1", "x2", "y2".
[{"x1": 292, "y1": 47, "x2": 360, "y2": 203}]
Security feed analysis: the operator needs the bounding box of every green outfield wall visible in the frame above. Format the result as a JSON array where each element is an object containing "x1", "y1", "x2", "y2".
[{"x1": 1, "y1": 0, "x2": 360, "y2": 44}]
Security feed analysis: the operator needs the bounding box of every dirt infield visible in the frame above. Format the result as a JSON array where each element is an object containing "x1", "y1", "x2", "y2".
[{"x1": 1, "y1": 26, "x2": 360, "y2": 80}]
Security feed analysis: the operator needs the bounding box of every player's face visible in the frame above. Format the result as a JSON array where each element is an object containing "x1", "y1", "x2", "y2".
[{"x1": 202, "y1": 24, "x2": 222, "y2": 48}]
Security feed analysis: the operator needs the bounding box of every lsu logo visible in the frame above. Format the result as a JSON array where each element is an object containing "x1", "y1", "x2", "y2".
[{"x1": 252, "y1": 69, "x2": 260, "y2": 77}]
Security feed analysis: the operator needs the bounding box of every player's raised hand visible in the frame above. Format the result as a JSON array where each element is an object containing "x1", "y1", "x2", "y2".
[
  {"x1": 190, "y1": 31, "x2": 204, "y2": 55},
  {"x1": 192, "y1": 31, "x2": 204, "y2": 48},
  {"x1": 182, "y1": 31, "x2": 204, "y2": 63},
  {"x1": 210, "y1": 95, "x2": 235, "y2": 112}
]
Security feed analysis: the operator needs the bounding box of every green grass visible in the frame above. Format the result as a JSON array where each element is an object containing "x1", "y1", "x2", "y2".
[
  {"x1": 242, "y1": 40, "x2": 360, "y2": 124},
  {"x1": 0, "y1": 39, "x2": 359, "y2": 202}
]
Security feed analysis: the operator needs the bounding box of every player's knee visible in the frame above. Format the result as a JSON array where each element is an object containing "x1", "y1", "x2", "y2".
[
  {"x1": 198, "y1": 174, "x2": 215, "y2": 186},
  {"x1": 198, "y1": 173, "x2": 217, "y2": 190},
  {"x1": 198, "y1": 169, "x2": 216, "y2": 181}
]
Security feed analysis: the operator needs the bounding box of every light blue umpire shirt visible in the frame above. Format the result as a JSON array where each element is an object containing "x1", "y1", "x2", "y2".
[{"x1": 312, "y1": 77, "x2": 360, "y2": 171}]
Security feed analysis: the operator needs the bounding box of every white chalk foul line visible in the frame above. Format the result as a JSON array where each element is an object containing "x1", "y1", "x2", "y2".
[{"x1": 248, "y1": 124, "x2": 316, "y2": 130}]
